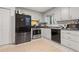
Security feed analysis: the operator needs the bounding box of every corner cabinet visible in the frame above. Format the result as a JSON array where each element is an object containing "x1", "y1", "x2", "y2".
[
  {"x1": 61, "y1": 30, "x2": 79, "y2": 51},
  {"x1": 41, "y1": 28, "x2": 51, "y2": 40}
]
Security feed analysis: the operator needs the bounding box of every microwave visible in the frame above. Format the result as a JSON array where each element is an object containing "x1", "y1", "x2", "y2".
[{"x1": 67, "y1": 24, "x2": 79, "y2": 30}]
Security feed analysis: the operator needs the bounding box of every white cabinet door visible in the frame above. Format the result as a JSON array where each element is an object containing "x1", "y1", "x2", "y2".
[
  {"x1": 61, "y1": 30, "x2": 79, "y2": 43},
  {"x1": 0, "y1": 8, "x2": 11, "y2": 45},
  {"x1": 61, "y1": 7, "x2": 70, "y2": 20},
  {"x1": 61, "y1": 38, "x2": 79, "y2": 51},
  {"x1": 70, "y1": 7, "x2": 79, "y2": 19},
  {"x1": 61, "y1": 30, "x2": 79, "y2": 51},
  {"x1": 41, "y1": 28, "x2": 51, "y2": 40},
  {"x1": 54, "y1": 8, "x2": 61, "y2": 21},
  {"x1": 45, "y1": 28, "x2": 51, "y2": 40},
  {"x1": 41, "y1": 28, "x2": 46, "y2": 38}
]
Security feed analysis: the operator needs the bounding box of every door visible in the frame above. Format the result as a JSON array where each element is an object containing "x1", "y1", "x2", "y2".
[
  {"x1": 15, "y1": 32, "x2": 31, "y2": 44},
  {"x1": 24, "y1": 15, "x2": 31, "y2": 32},
  {"x1": 41, "y1": 28, "x2": 46, "y2": 38},
  {"x1": 41, "y1": 28, "x2": 51, "y2": 40},
  {"x1": 0, "y1": 8, "x2": 11, "y2": 45},
  {"x1": 24, "y1": 15, "x2": 31, "y2": 26}
]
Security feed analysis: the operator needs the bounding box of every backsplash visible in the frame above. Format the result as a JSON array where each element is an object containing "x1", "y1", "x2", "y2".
[{"x1": 57, "y1": 19, "x2": 79, "y2": 24}]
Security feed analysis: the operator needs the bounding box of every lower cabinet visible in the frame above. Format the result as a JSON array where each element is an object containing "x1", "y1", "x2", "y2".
[
  {"x1": 61, "y1": 38, "x2": 79, "y2": 51},
  {"x1": 41, "y1": 28, "x2": 51, "y2": 40},
  {"x1": 61, "y1": 30, "x2": 79, "y2": 51}
]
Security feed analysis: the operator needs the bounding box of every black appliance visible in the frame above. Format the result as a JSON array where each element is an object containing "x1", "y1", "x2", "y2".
[
  {"x1": 15, "y1": 14, "x2": 31, "y2": 44},
  {"x1": 51, "y1": 29, "x2": 61, "y2": 43}
]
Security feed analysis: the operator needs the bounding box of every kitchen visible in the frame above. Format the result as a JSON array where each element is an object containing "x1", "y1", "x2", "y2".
[{"x1": 0, "y1": 7, "x2": 79, "y2": 51}]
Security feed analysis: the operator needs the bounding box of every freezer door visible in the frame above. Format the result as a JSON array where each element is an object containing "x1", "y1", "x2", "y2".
[{"x1": 15, "y1": 32, "x2": 31, "y2": 44}]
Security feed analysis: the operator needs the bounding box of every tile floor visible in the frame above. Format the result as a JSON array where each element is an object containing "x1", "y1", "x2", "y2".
[{"x1": 0, "y1": 38, "x2": 74, "y2": 52}]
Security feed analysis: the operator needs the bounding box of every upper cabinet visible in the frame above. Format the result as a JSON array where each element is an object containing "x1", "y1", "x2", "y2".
[
  {"x1": 44, "y1": 7, "x2": 79, "y2": 23},
  {"x1": 53, "y1": 8, "x2": 61, "y2": 21},
  {"x1": 52, "y1": 7, "x2": 70, "y2": 21},
  {"x1": 61, "y1": 7, "x2": 70, "y2": 21},
  {"x1": 70, "y1": 7, "x2": 79, "y2": 19},
  {"x1": 51, "y1": 7, "x2": 70, "y2": 21}
]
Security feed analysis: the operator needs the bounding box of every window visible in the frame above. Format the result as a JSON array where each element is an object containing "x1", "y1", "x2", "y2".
[{"x1": 45, "y1": 15, "x2": 56, "y2": 25}]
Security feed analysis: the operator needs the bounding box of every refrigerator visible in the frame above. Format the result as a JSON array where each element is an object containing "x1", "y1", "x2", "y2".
[{"x1": 15, "y1": 14, "x2": 31, "y2": 44}]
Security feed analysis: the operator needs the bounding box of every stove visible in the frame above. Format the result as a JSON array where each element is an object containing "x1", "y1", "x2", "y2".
[{"x1": 31, "y1": 28, "x2": 41, "y2": 39}]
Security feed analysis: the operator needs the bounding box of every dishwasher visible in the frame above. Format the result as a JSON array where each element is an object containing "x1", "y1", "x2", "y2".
[{"x1": 51, "y1": 29, "x2": 61, "y2": 43}]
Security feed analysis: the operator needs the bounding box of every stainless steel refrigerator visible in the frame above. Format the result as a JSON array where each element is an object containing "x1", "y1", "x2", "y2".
[{"x1": 15, "y1": 14, "x2": 31, "y2": 44}]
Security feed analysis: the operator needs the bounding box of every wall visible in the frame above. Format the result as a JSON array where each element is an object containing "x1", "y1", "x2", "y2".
[
  {"x1": 6, "y1": 7, "x2": 15, "y2": 44},
  {"x1": 44, "y1": 7, "x2": 56, "y2": 16},
  {"x1": 0, "y1": 7, "x2": 15, "y2": 44},
  {"x1": 31, "y1": 20, "x2": 39, "y2": 26},
  {"x1": 15, "y1": 7, "x2": 43, "y2": 22},
  {"x1": 10, "y1": 7, "x2": 15, "y2": 44}
]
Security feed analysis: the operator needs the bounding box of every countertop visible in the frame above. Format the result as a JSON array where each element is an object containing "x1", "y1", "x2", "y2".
[
  {"x1": 31, "y1": 26, "x2": 79, "y2": 31},
  {"x1": 31, "y1": 27, "x2": 79, "y2": 31},
  {"x1": 61, "y1": 29, "x2": 79, "y2": 31},
  {"x1": 31, "y1": 27, "x2": 61, "y2": 29}
]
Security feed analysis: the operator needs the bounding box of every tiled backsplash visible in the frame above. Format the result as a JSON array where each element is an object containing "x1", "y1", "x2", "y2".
[{"x1": 57, "y1": 19, "x2": 79, "y2": 24}]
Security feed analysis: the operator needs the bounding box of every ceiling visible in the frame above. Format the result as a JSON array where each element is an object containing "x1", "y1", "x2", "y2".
[{"x1": 26, "y1": 7, "x2": 53, "y2": 13}]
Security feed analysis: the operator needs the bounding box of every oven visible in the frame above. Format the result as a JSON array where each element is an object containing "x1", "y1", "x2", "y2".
[{"x1": 31, "y1": 28, "x2": 41, "y2": 39}]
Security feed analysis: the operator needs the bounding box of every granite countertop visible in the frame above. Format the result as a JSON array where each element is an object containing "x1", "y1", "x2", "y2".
[
  {"x1": 31, "y1": 26, "x2": 61, "y2": 29},
  {"x1": 61, "y1": 28, "x2": 79, "y2": 31},
  {"x1": 31, "y1": 27, "x2": 79, "y2": 31}
]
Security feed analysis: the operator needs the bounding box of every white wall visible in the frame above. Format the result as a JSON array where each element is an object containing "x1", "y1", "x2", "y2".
[
  {"x1": 16, "y1": 7, "x2": 43, "y2": 22},
  {"x1": 0, "y1": 7, "x2": 15, "y2": 44},
  {"x1": 6, "y1": 7, "x2": 15, "y2": 44},
  {"x1": 10, "y1": 7, "x2": 15, "y2": 44},
  {"x1": 44, "y1": 7, "x2": 56, "y2": 16}
]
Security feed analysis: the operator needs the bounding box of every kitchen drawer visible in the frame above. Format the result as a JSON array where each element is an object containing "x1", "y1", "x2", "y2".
[
  {"x1": 61, "y1": 30, "x2": 79, "y2": 36},
  {"x1": 61, "y1": 30, "x2": 71, "y2": 33},
  {"x1": 61, "y1": 33, "x2": 74, "y2": 41},
  {"x1": 69, "y1": 31, "x2": 79, "y2": 37},
  {"x1": 61, "y1": 38, "x2": 79, "y2": 51},
  {"x1": 61, "y1": 30, "x2": 79, "y2": 43},
  {"x1": 68, "y1": 36, "x2": 79, "y2": 43},
  {"x1": 61, "y1": 32, "x2": 70, "y2": 39}
]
